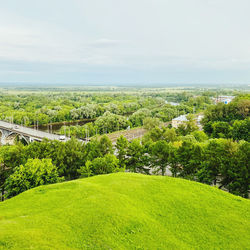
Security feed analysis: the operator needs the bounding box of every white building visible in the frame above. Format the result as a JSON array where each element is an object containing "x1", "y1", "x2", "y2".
[
  {"x1": 214, "y1": 96, "x2": 235, "y2": 104},
  {"x1": 165, "y1": 101, "x2": 180, "y2": 106},
  {"x1": 172, "y1": 114, "x2": 204, "y2": 129},
  {"x1": 172, "y1": 115, "x2": 188, "y2": 128},
  {"x1": 197, "y1": 115, "x2": 204, "y2": 126}
]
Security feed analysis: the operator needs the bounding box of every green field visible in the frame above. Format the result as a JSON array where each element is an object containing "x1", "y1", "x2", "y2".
[{"x1": 0, "y1": 173, "x2": 249, "y2": 249}]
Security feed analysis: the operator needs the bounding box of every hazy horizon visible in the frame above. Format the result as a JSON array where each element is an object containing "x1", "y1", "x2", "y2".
[{"x1": 1, "y1": 0, "x2": 250, "y2": 85}]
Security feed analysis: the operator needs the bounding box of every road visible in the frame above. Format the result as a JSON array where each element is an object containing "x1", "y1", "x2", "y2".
[{"x1": 0, "y1": 121, "x2": 70, "y2": 142}]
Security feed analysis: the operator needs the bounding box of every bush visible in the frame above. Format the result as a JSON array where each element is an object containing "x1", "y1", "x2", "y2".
[{"x1": 5, "y1": 158, "x2": 61, "y2": 198}]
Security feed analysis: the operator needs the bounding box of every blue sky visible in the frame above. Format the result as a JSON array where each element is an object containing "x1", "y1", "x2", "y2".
[{"x1": 0, "y1": 0, "x2": 250, "y2": 85}]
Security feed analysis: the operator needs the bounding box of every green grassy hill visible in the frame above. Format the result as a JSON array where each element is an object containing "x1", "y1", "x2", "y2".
[{"x1": 0, "y1": 173, "x2": 249, "y2": 249}]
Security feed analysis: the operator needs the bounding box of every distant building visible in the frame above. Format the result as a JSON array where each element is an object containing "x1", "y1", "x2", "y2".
[
  {"x1": 172, "y1": 115, "x2": 188, "y2": 128},
  {"x1": 213, "y1": 96, "x2": 235, "y2": 104},
  {"x1": 172, "y1": 114, "x2": 204, "y2": 129},
  {"x1": 165, "y1": 101, "x2": 180, "y2": 106},
  {"x1": 196, "y1": 115, "x2": 204, "y2": 129}
]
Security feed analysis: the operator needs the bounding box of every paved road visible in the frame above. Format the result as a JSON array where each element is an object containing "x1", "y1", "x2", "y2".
[{"x1": 0, "y1": 121, "x2": 70, "y2": 141}]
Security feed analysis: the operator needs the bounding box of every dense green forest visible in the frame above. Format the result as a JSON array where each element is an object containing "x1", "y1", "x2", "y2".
[
  {"x1": 0, "y1": 87, "x2": 249, "y2": 200},
  {"x1": 0, "y1": 88, "x2": 220, "y2": 136}
]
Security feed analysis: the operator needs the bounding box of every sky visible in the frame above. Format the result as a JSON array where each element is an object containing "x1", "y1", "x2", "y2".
[{"x1": 0, "y1": 0, "x2": 250, "y2": 85}]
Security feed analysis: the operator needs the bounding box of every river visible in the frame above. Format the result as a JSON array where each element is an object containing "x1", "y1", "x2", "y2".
[{"x1": 35, "y1": 119, "x2": 95, "y2": 134}]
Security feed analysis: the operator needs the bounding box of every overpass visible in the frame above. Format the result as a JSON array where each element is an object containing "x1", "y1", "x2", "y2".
[{"x1": 0, "y1": 121, "x2": 71, "y2": 145}]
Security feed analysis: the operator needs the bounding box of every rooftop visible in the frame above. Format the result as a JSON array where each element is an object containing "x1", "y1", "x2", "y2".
[
  {"x1": 172, "y1": 115, "x2": 188, "y2": 121},
  {"x1": 165, "y1": 101, "x2": 180, "y2": 106}
]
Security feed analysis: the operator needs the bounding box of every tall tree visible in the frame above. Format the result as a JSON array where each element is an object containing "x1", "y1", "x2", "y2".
[
  {"x1": 197, "y1": 139, "x2": 225, "y2": 186},
  {"x1": 150, "y1": 140, "x2": 170, "y2": 176},
  {"x1": 126, "y1": 139, "x2": 147, "y2": 174},
  {"x1": 99, "y1": 135, "x2": 114, "y2": 156},
  {"x1": 91, "y1": 154, "x2": 120, "y2": 175},
  {"x1": 0, "y1": 144, "x2": 26, "y2": 201},
  {"x1": 116, "y1": 135, "x2": 128, "y2": 168}
]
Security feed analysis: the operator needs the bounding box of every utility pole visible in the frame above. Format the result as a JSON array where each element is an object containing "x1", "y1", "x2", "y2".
[
  {"x1": 24, "y1": 117, "x2": 27, "y2": 127},
  {"x1": 50, "y1": 121, "x2": 52, "y2": 133},
  {"x1": 85, "y1": 128, "x2": 89, "y2": 141}
]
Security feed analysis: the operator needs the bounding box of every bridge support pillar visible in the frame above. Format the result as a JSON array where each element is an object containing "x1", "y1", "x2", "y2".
[
  {"x1": 0, "y1": 129, "x2": 30, "y2": 145},
  {"x1": 20, "y1": 135, "x2": 30, "y2": 145},
  {"x1": 0, "y1": 129, "x2": 12, "y2": 145}
]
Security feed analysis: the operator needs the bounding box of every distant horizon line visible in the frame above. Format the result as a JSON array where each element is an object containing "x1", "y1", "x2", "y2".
[{"x1": 0, "y1": 82, "x2": 249, "y2": 87}]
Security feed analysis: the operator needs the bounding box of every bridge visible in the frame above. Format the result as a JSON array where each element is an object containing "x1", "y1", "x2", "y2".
[{"x1": 0, "y1": 121, "x2": 71, "y2": 145}]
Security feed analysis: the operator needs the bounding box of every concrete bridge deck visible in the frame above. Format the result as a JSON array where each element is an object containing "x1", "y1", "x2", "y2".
[{"x1": 0, "y1": 120, "x2": 70, "y2": 143}]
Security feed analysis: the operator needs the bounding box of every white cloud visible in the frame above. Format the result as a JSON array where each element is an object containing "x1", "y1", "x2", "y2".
[
  {"x1": 0, "y1": 0, "x2": 250, "y2": 83},
  {"x1": 90, "y1": 38, "x2": 123, "y2": 47}
]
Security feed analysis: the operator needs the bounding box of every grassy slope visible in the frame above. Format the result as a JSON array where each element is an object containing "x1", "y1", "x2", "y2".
[{"x1": 0, "y1": 173, "x2": 249, "y2": 250}]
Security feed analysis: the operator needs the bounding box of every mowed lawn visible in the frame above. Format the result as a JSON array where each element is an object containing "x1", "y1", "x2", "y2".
[{"x1": 0, "y1": 173, "x2": 249, "y2": 249}]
